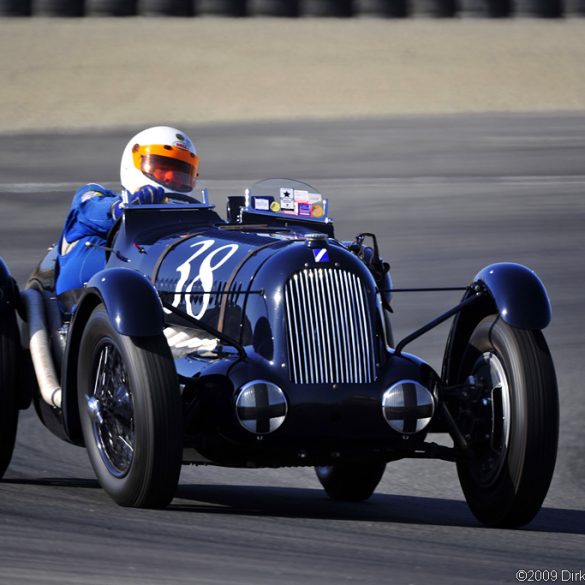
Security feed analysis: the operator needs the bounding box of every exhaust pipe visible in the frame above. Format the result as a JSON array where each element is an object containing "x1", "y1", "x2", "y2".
[{"x1": 21, "y1": 289, "x2": 62, "y2": 409}]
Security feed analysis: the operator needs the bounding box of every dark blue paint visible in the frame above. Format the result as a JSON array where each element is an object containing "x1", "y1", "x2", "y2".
[
  {"x1": 86, "y1": 267, "x2": 165, "y2": 336},
  {"x1": 474, "y1": 262, "x2": 551, "y2": 330}
]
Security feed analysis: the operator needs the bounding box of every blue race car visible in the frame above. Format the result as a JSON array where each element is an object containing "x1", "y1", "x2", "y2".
[{"x1": 0, "y1": 178, "x2": 558, "y2": 527}]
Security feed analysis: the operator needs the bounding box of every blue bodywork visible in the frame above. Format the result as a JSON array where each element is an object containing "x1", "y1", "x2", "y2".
[
  {"x1": 440, "y1": 261, "x2": 552, "y2": 388},
  {"x1": 474, "y1": 262, "x2": 551, "y2": 330},
  {"x1": 19, "y1": 184, "x2": 554, "y2": 466},
  {"x1": 84, "y1": 268, "x2": 165, "y2": 337}
]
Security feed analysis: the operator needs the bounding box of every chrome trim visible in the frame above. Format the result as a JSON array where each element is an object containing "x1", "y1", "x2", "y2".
[
  {"x1": 382, "y1": 379, "x2": 435, "y2": 435},
  {"x1": 284, "y1": 268, "x2": 375, "y2": 384},
  {"x1": 235, "y1": 380, "x2": 288, "y2": 435}
]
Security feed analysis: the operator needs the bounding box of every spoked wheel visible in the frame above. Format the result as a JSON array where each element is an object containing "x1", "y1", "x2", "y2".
[
  {"x1": 454, "y1": 315, "x2": 558, "y2": 527},
  {"x1": 78, "y1": 304, "x2": 182, "y2": 508},
  {"x1": 86, "y1": 342, "x2": 135, "y2": 478},
  {"x1": 0, "y1": 298, "x2": 19, "y2": 480},
  {"x1": 315, "y1": 462, "x2": 386, "y2": 502}
]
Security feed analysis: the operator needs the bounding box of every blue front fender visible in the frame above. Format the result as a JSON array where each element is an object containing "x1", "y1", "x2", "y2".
[
  {"x1": 474, "y1": 262, "x2": 551, "y2": 330},
  {"x1": 85, "y1": 267, "x2": 165, "y2": 336}
]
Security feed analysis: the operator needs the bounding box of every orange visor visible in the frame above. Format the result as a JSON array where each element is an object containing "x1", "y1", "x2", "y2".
[{"x1": 132, "y1": 144, "x2": 199, "y2": 193}]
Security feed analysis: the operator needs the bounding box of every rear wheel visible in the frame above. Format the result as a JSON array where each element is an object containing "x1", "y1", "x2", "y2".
[
  {"x1": 0, "y1": 298, "x2": 19, "y2": 479},
  {"x1": 454, "y1": 315, "x2": 558, "y2": 527},
  {"x1": 78, "y1": 304, "x2": 182, "y2": 508},
  {"x1": 316, "y1": 462, "x2": 386, "y2": 502}
]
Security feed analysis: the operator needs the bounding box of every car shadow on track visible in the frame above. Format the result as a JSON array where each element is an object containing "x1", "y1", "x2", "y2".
[
  {"x1": 2, "y1": 477, "x2": 100, "y2": 489},
  {"x1": 3, "y1": 477, "x2": 583, "y2": 534},
  {"x1": 173, "y1": 484, "x2": 585, "y2": 535}
]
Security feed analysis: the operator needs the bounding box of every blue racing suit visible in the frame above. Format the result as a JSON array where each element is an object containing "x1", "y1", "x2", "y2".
[
  {"x1": 56, "y1": 184, "x2": 121, "y2": 295},
  {"x1": 56, "y1": 183, "x2": 165, "y2": 295}
]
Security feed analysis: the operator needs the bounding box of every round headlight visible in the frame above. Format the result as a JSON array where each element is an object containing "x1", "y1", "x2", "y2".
[
  {"x1": 235, "y1": 380, "x2": 288, "y2": 435},
  {"x1": 382, "y1": 380, "x2": 435, "y2": 434}
]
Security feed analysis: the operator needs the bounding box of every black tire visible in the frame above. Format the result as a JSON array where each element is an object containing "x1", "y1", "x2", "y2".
[
  {"x1": 454, "y1": 315, "x2": 558, "y2": 528},
  {"x1": 85, "y1": 0, "x2": 137, "y2": 16},
  {"x1": 300, "y1": 0, "x2": 353, "y2": 16},
  {"x1": 0, "y1": 299, "x2": 19, "y2": 480},
  {"x1": 141, "y1": 0, "x2": 194, "y2": 16},
  {"x1": 248, "y1": 0, "x2": 299, "y2": 16},
  {"x1": 565, "y1": 0, "x2": 585, "y2": 15},
  {"x1": 316, "y1": 462, "x2": 386, "y2": 501},
  {"x1": 513, "y1": 0, "x2": 562, "y2": 16},
  {"x1": 355, "y1": 0, "x2": 408, "y2": 17},
  {"x1": 408, "y1": 0, "x2": 457, "y2": 16},
  {"x1": 196, "y1": 0, "x2": 247, "y2": 16},
  {"x1": 78, "y1": 304, "x2": 182, "y2": 508},
  {"x1": 33, "y1": 0, "x2": 85, "y2": 16},
  {"x1": 0, "y1": 0, "x2": 32, "y2": 14},
  {"x1": 459, "y1": 0, "x2": 510, "y2": 16}
]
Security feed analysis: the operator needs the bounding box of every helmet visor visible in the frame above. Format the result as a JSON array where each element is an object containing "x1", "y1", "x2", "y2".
[{"x1": 141, "y1": 154, "x2": 196, "y2": 193}]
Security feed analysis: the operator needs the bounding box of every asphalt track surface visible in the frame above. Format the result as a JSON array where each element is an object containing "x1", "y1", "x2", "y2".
[{"x1": 0, "y1": 113, "x2": 584, "y2": 584}]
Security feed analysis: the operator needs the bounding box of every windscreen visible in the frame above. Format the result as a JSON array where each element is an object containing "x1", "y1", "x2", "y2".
[{"x1": 245, "y1": 179, "x2": 330, "y2": 223}]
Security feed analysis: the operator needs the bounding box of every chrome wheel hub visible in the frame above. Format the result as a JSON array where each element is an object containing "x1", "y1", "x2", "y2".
[{"x1": 467, "y1": 351, "x2": 511, "y2": 487}]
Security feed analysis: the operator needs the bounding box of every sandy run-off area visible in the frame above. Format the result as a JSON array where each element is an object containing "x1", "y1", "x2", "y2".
[{"x1": 0, "y1": 18, "x2": 584, "y2": 133}]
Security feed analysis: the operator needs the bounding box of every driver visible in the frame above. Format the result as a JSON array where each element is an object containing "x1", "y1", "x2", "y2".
[{"x1": 56, "y1": 126, "x2": 200, "y2": 295}]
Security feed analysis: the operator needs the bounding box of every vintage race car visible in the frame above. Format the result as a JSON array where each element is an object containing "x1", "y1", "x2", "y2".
[{"x1": 0, "y1": 178, "x2": 558, "y2": 527}]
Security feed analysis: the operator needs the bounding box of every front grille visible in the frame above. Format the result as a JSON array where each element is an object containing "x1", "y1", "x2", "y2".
[{"x1": 284, "y1": 268, "x2": 376, "y2": 384}]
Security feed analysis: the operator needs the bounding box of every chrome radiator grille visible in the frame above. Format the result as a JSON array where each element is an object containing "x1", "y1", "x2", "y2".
[{"x1": 284, "y1": 268, "x2": 376, "y2": 384}]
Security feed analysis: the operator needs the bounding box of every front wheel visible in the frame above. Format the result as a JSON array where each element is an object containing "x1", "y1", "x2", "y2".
[
  {"x1": 78, "y1": 304, "x2": 182, "y2": 508},
  {"x1": 454, "y1": 315, "x2": 558, "y2": 527},
  {"x1": 315, "y1": 462, "x2": 386, "y2": 502}
]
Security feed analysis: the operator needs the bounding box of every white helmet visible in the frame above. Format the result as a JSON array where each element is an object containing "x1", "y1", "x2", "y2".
[{"x1": 120, "y1": 126, "x2": 199, "y2": 201}]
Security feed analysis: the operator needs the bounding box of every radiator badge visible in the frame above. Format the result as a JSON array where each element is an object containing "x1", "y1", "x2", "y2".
[{"x1": 312, "y1": 249, "x2": 329, "y2": 263}]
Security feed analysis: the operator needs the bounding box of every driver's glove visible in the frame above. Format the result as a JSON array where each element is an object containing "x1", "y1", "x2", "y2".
[
  {"x1": 112, "y1": 185, "x2": 166, "y2": 219},
  {"x1": 130, "y1": 185, "x2": 166, "y2": 205}
]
